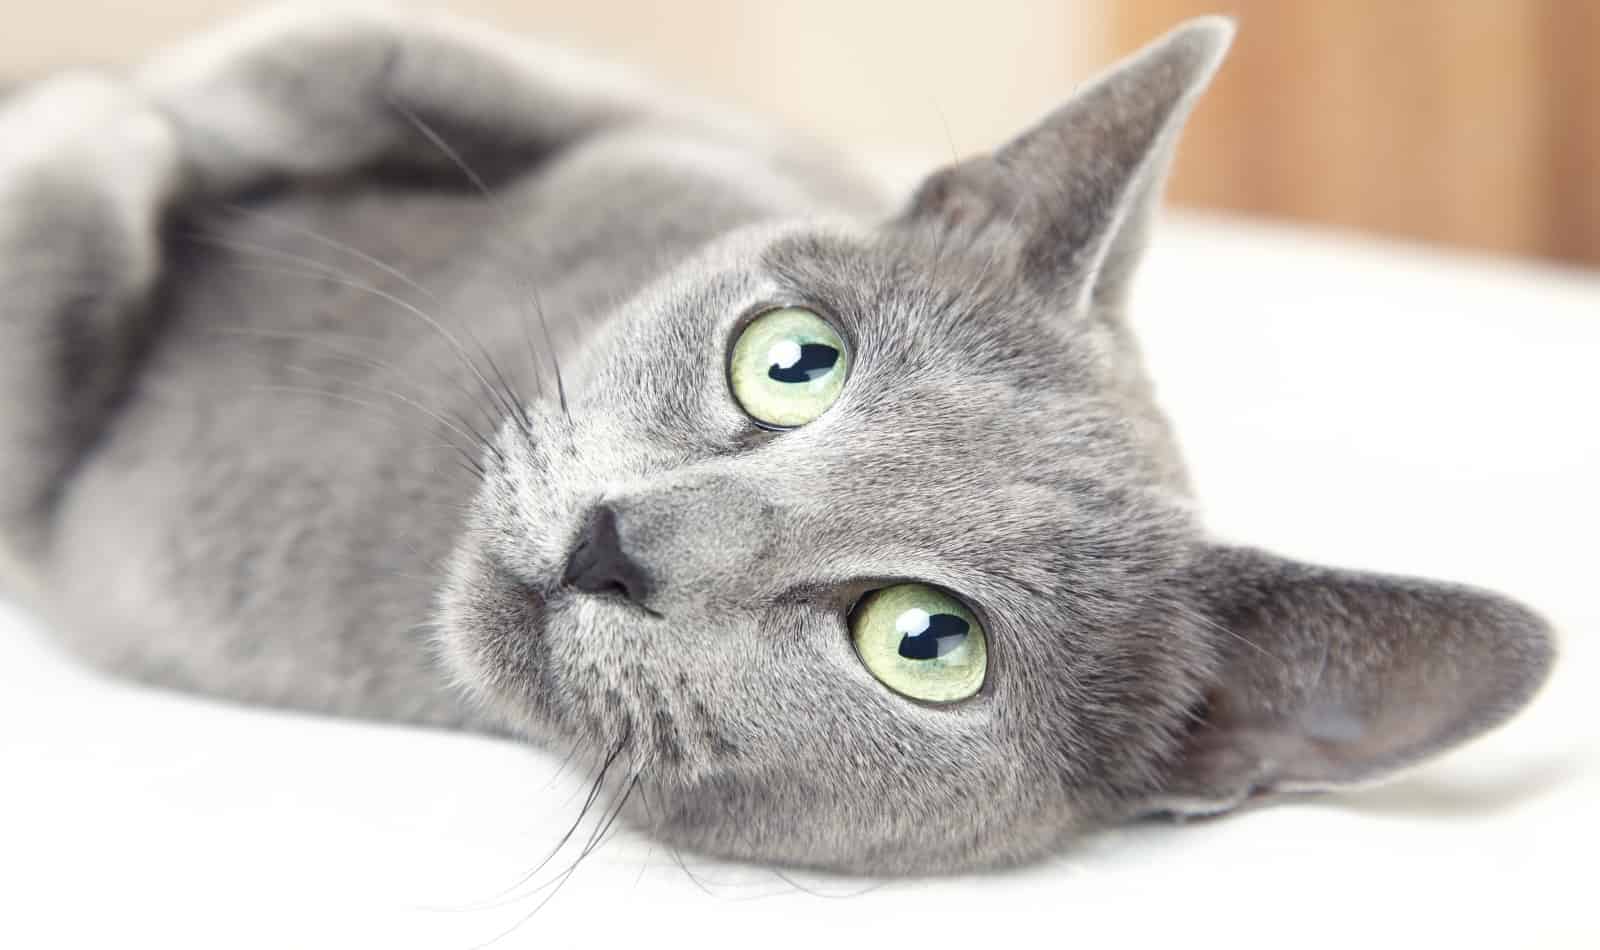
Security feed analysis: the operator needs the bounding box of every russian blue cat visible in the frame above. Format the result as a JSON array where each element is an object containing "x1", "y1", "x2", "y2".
[{"x1": 0, "y1": 6, "x2": 1552, "y2": 872}]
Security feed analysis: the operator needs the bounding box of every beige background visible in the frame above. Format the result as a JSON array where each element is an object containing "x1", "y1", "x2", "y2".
[
  {"x1": 0, "y1": 1, "x2": 1109, "y2": 161},
  {"x1": 6, "y1": 2, "x2": 1596, "y2": 268}
]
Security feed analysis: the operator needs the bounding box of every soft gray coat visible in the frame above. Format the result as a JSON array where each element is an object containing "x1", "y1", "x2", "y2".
[{"x1": 0, "y1": 6, "x2": 1553, "y2": 873}]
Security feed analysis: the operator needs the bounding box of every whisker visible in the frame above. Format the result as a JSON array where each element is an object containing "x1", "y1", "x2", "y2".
[
  {"x1": 386, "y1": 97, "x2": 570, "y2": 421},
  {"x1": 234, "y1": 399, "x2": 483, "y2": 483},
  {"x1": 1169, "y1": 597, "x2": 1277, "y2": 663},
  {"x1": 555, "y1": 746, "x2": 612, "y2": 810},
  {"x1": 515, "y1": 289, "x2": 549, "y2": 414},
  {"x1": 638, "y1": 779, "x2": 785, "y2": 899},
  {"x1": 539, "y1": 736, "x2": 588, "y2": 792},
  {"x1": 258, "y1": 347, "x2": 500, "y2": 462},
  {"x1": 203, "y1": 325, "x2": 505, "y2": 435},
  {"x1": 763, "y1": 866, "x2": 887, "y2": 901},
  {"x1": 480, "y1": 731, "x2": 630, "y2": 908},
  {"x1": 187, "y1": 232, "x2": 524, "y2": 430},
  {"x1": 473, "y1": 336, "x2": 534, "y2": 436},
  {"x1": 480, "y1": 767, "x2": 643, "y2": 942},
  {"x1": 463, "y1": 748, "x2": 643, "y2": 947},
  {"x1": 575, "y1": 767, "x2": 641, "y2": 860},
  {"x1": 720, "y1": 798, "x2": 887, "y2": 900},
  {"x1": 279, "y1": 363, "x2": 504, "y2": 466},
  {"x1": 667, "y1": 843, "x2": 721, "y2": 898},
  {"x1": 194, "y1": 213, "x2": 519, "y2": 436},
  {"x1": 632, "y1": 841, "x2": 656, "y2": 890},
  {"x1": 213, "y1": 201, "x2": 448, "y2": 309},
  {"x1": 246, "y1": 384, "x2": 486, "y2": 477}
]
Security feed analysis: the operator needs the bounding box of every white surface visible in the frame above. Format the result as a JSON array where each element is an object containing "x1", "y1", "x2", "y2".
[{"x1": 3, "y1": 214, "x2": 1597, "y2": 949}]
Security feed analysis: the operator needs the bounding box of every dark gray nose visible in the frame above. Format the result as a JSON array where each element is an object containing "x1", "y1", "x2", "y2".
[{"x1": 561, "y1": 503, "x2": 653, "y2": 605}]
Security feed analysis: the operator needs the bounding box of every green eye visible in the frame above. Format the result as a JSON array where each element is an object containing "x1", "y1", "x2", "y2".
[
  {"x1": 728, "y1": 307, "x2": 849, "y2": 429},
  {"x1": 850, "y1": 584, "x2": 987, "y2": 704}
]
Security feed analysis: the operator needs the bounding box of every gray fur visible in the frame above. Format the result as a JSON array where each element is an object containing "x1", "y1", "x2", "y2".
[{"x1": 0, "y1": 6, "x2": 1553, "y2": 874}]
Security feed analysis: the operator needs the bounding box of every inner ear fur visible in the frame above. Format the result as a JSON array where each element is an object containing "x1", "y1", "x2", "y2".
[{"x1": 1151, "y1": 545, "x2": 1555, "y2": 815}]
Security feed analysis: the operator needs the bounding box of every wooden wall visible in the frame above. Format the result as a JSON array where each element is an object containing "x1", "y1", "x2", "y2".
[{"x1": 1115, "y1": 1, "x2": 1600, "y2": 267}]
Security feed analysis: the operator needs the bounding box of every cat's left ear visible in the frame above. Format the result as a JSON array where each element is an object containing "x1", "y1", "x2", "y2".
[
  {"x1": 899, "y1": 17, "x2": 1232, "y2": 307},
  {"x1": 1147, "y1": 546, "x2": 1556, "y2": 816}
]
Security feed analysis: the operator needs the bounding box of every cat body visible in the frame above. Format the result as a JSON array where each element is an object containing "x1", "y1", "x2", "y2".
[{"x1": 0, "y1": 6, "x2": 1552, "y2": 873}]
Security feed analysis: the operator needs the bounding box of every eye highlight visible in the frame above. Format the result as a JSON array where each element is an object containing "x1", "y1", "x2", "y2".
[
  {"x1": 850, "y1": 584, "x2": 987, "y2": 704},
  {"x1": 728, "y1": 307, "x2": 848, "y2": 429}
]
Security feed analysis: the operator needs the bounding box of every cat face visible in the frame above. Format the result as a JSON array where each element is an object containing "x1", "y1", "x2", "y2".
[
  {"x1": 439, "y1": 19, "x2": 1553, "y2": 872},
  {"x1": 440, "y1": 216, "x2": 1213, "y2": 870}
]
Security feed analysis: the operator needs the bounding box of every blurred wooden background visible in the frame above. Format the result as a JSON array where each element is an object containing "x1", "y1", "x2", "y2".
[
  {"x1": 1117, "y1": 0, "x2": 1600, "y2": 267},
  {"x1": 4, "y1": 1, "x2": 1596, "y2": 268}
]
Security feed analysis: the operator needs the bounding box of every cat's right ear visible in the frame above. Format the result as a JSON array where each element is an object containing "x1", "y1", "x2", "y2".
[{"x1": 897, "y1": 17, "x2": 1232, "y2": 309}]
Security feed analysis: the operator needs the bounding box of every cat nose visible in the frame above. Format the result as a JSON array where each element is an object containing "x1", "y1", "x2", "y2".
[{"x1": 561, "y1": 503, "x2": 654, "y2": 605}]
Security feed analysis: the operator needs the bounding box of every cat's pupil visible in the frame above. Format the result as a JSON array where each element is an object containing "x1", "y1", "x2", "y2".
[
  {"x1": 766, "y1": 341, "x2": 839, "y2": 384},
  {"x1": 896, "y1": 612, "x2": 970, "y2": 661}
]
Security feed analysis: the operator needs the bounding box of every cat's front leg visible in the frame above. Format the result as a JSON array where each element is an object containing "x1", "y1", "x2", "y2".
[
  {"x1": 0, "y1": 75, "x2": 183, "y2": 583},
  {"x1": 132, "y1": 2, "x2": 667, "y2": 194}
]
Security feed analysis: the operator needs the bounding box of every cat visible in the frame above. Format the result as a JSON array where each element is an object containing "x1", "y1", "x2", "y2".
[{"x1": 0, "y1": 4, "x2": 1554, "y2": 874}]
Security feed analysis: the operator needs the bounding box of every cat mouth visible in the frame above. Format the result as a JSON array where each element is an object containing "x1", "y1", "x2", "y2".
[{"x1": 567, "y1": 587, "x2": 663, "y2": 618}]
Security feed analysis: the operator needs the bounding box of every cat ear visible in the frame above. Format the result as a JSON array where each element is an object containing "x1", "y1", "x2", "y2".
[
  {"x1": 899, "y1": 17, "x2": 1232, "y2": 307},
  {"x1": 1149, "y1": 546, "x2": 1556, "y2": 816}
]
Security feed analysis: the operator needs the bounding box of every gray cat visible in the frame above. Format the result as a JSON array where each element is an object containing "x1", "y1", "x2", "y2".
[{"x1": 0, "y1": 6, "x2": 1553, "y2": 874}]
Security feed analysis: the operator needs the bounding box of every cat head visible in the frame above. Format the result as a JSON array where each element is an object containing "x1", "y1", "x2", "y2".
[{"x1": 438, "y1": 19, "x2": 1553, "y2": 873}]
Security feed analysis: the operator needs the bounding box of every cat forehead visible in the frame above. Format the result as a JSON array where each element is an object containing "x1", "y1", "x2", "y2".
[
  {"x1": 590, "y1": 221, "x2": 1109, "y2": 438},
  {"x1": 755, "y1": 227, "x2": 1100, "y2": 384},
  {"x1": 573, "y1": 219, "x2": 1163, "y2": 521},
  {"x1": 601, "y1": 221, "x2": 1143, "y2": 485}
]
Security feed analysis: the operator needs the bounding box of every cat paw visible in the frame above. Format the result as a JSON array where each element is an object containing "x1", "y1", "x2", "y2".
[{"x1": 0, "y1": 72, "x2": 180, "y2": 210}]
